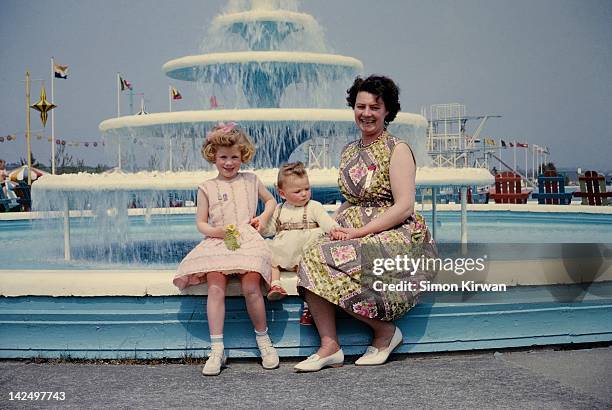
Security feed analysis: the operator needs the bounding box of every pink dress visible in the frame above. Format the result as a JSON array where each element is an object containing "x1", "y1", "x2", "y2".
[{"x1": 173, "y1": 172, "x2": 272, "y2": 290}]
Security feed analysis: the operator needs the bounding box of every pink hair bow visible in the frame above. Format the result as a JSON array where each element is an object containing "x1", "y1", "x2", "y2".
[{"x1": 206, "y1": 121, "x2": 237, "y2": 142}]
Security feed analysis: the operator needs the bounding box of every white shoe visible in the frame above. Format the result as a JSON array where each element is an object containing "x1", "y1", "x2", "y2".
[
  {"x1": 202, "y1": 348, "x2": 226, "y2": 376},
  {"x1": 355, "y1": 326, "x2": 403, "y2": 366},
  {"x1": 256, "y1": 335, "x2": 279, "y2": 370},
  {"x1": 294, "y1": 349, "x2": 344, "y2": 372}
]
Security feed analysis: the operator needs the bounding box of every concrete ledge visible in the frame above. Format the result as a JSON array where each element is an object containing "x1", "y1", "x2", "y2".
[
  {"x1": 2, "y1": 202, "x2": 610, "y2": 221},
  {"x1": 2, "y1": 256, "x2": 611, "y2": 297},
  {"x1": 1, "y1": 282, "x2": 611, "y2": 359}
]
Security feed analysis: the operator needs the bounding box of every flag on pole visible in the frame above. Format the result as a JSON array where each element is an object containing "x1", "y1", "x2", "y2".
[
  {"x1": 119, "y1": 76, "x2": 132, "y2": 91},
  {"x1": 53, "y1": 63, "x2": 68, "y2": 79},
  {"x1": 509, "y1": 142, "x2": 514, "y2": 147},
  {"x1": 516, "y1": 142, "x2": 529, "y2": 148},
  {"x1": 501, "y1": 140, "x2": 507, "y2": 148},
  {"x1": 485, "y1": 138, "x2": 496, "y2": 146},
  {"x1": 171, "y1": 86, "x2": 182, "y2": 100}
]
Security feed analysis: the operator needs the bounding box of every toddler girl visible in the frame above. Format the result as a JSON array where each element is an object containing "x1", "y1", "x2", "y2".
[
  {"x1": 173, "y1": 122, "x2": 279, "y2": 376},
  {"x1": 263, "y1": 162, "x2": 339, "y2": 324}
]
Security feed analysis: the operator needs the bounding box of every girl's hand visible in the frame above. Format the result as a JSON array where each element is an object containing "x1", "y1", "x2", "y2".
[
  {"x1": 250, "y1": 217, "x2": 261, "y2": 231},
  {"x1": 210, "y1": 226, "x2": 226, "y2": 239}
]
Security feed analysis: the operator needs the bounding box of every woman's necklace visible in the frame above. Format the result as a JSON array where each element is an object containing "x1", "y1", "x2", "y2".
[{"x1": 358, "y1": 130, "x2": 386, "y2": 149}]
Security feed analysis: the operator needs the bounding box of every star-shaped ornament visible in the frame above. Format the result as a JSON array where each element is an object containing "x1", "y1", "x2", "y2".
[{"x1": 30, "y1": 86, "x2": 57, "y2": 127}]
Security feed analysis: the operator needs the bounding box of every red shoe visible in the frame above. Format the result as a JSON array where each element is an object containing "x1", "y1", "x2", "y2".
[
  {"x1": 299, "y1": 307, "x2": 314, "y2": 326},
  {"x1": 267, "y1": 284, "x2": 288, "y2": 301}
]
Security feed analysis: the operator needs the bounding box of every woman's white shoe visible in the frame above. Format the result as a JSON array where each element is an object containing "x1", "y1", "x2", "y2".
[
  {"x1": 355, "y1": 327, "x2": 403, "y2": 366},
  {"x1": 294, "y1": 349, "x2": 344, "y2": 372}
]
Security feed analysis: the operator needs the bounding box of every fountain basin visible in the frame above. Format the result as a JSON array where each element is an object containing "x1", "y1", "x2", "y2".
[
  {"x1": 163, "y1": 51, "x2": 363, "y2": 81},
  {"x1": 99, "y1": 109, "x2": 429, "y2": 169},
  {"x1": 100, "y1": 108, "x2": 419, "y2": 131}
]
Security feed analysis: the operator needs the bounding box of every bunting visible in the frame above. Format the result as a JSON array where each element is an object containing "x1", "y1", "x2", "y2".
[{"x1": 0, "y1": 132, "x2": 104, "y2": 147}]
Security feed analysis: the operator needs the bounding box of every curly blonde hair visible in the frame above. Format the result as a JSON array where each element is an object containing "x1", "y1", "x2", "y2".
[
  {"x1": 201, "y1": 123, "x2": 255, "y2": 163},
  {"x1": 277, "y1": 161, "x2": 308, "y2": 189}
]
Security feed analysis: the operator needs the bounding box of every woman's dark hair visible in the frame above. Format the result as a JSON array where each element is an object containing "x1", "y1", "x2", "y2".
[{"x1": 346, "y1": 75, "x2": 401, "y2": 125}]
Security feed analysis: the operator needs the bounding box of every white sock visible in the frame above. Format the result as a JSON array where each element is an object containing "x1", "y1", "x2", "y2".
[
  {"x1": 255, "y1": 327, "x2": 269, "y2": 341},
  {"x1": 210, "y1": 334, "x2": 224, "y2": 350}
]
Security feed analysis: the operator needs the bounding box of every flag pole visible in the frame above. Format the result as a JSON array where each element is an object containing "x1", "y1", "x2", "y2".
[
  {"x1": 513, "y1": 142, "x2": 517, "y2": 172},
  {"x1": 116, "y1": 73, "x2": 121, "y2": 117},
  {"x1": 531, "y1": 145, "x2": 537, "y2": 181},
  {"x1": 26, "y1": 70, "x2": 32, "y2": 185},
  {"x1": 51, "y1": 57, "x2": 56, "y2": 174},
  {"x1": 168, "y1": 85, "x2": 173, "y2": 170},
  {"x1": 524, "y1": 146, "x2": 528, "y2": 181},
  {"x1": 129, "y1": 89, "x2": 134, "y2": 115},
  {"x1": 169, "y1": 85, "x2": 172, "y2": 113},
  {"x1": 116, "y1": 73, "x2": 122, "y2": 169}
]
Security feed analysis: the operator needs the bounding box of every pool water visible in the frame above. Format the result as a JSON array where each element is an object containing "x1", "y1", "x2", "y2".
[{"x1": 1, "y1": 211, "x2": 611, "y2": 270}]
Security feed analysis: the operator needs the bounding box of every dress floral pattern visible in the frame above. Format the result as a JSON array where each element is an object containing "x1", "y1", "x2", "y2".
[{"x1": 296, "y1": 132, "x2": 437, "y2": 321}]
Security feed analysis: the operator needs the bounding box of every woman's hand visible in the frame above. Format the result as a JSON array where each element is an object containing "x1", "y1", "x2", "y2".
[{"x1": 329, "y1": 227, "x2": 348, "y2": 240}]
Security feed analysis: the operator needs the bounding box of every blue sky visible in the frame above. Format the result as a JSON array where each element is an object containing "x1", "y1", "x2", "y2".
[{"x1": 1, "y1": 0, "x2": 610, "y2": 170}]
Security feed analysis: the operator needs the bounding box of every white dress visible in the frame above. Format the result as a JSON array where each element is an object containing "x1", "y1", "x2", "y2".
[{"x1": 263, "y1": 200, "x2": 338, "y2": 270}]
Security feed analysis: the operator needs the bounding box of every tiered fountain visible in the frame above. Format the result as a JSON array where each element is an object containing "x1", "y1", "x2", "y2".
[
  {"x1": 32, "y1": 0, "x2": 464, "y2": 265},
  {"x1": 97, "y1": 4, "x2": 429, "y2": 170}
]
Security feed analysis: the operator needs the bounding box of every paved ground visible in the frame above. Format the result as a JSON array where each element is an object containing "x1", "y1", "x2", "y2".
[{"x1": 1, "y1": 346, "x2": 611, "y2": 409}]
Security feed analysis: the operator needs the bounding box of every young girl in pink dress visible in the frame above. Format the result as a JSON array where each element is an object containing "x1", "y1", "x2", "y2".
[{"x1": 173, "y1": 122, "x2": 279, "y2": 376}]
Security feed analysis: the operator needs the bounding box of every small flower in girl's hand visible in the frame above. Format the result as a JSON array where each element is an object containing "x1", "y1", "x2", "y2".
[{"x1": 224, "y1": 224, "x2": 241, "y2": 251}]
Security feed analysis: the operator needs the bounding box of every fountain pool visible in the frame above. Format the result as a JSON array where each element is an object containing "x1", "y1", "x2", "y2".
[{"x1": 1, "y1": 207, "x2": 611, "y2": 270}]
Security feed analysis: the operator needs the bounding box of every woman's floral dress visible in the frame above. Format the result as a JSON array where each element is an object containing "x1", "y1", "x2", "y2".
[{"x1": 296, "y1": 132, "x2": 437, "y2": 321}]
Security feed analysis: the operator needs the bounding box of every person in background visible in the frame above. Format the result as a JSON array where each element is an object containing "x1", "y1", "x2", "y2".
[{"x1": 0, "y1": 159, "x2": 9, "y2": 198}]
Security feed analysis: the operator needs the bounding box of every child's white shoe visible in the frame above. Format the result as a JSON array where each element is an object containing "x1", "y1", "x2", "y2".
[
  {"x1": 202, "y1": 348, "x2": 226, "y2": 376},
  {"x1": 256, "y1": 335, "x2": 279, "y2": 370}
]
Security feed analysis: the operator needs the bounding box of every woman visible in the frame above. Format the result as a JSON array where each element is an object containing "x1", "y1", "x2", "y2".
[{"x1": 294, "y1": 75, "x2": 436, "y2": 372}]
